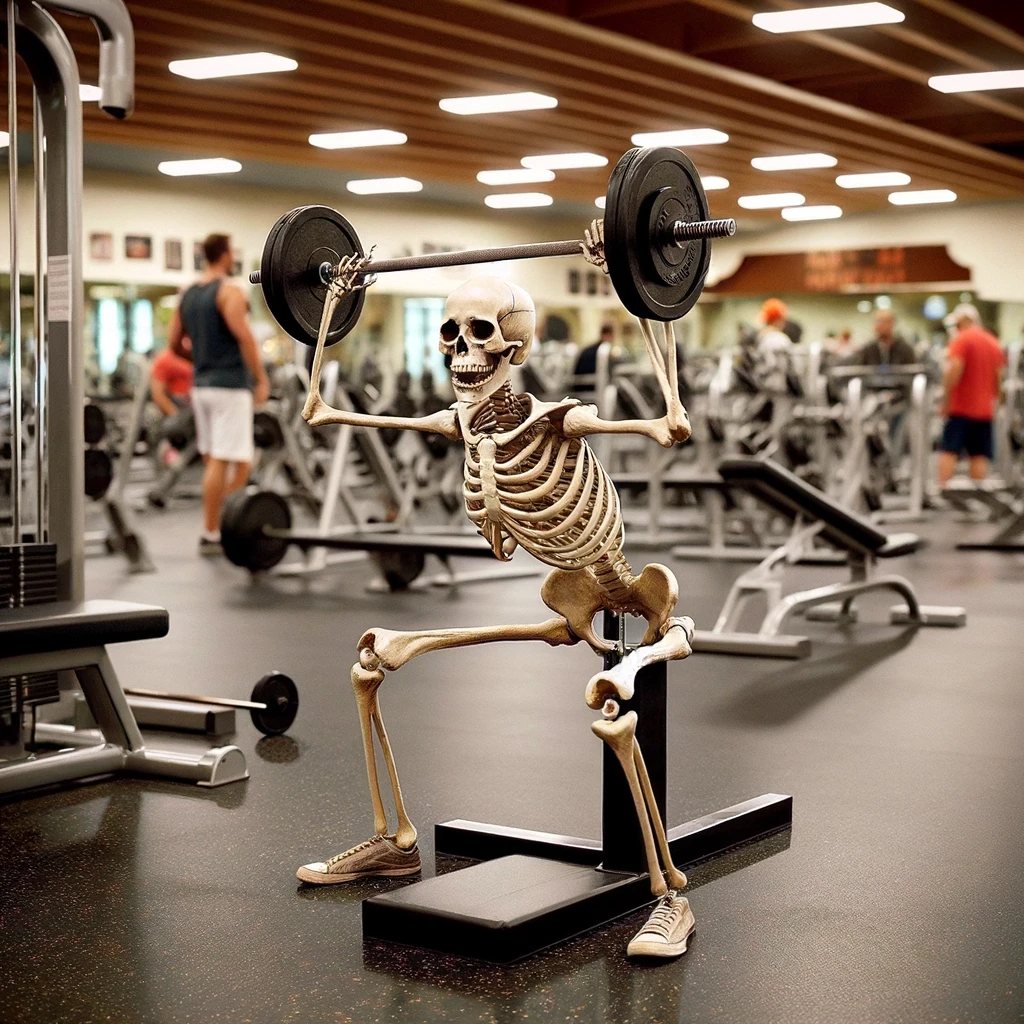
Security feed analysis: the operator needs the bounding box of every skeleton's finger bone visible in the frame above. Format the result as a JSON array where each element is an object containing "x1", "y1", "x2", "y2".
[
  {"x1": 591, "y1": 711, "x2": 668, "y2": 897},
  {"x1": 585, "y1": 616, "x2": 694, "y2": 710},
  {"x1": 358, "y1": 618, "x2": 578, "y2": 672},
  {"x1": 633, "y1": 739, "x2": 688, "y2": 891}
]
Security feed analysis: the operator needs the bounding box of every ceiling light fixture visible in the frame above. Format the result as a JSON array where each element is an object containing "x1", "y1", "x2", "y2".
[
  {"x1": 346, "y1": 177, "x2": 423, "y2": 195},
  {"x1": 521, "y1": 152, "x2": 608, "y2": 170},
  {"x1": 701, "y1": 175, "x2": 730, "y2": 190},
  {"x1": 630, "y1": 128, "x2": 729, "y2": 146},
  {"x1": 836, "y1": 171, "x2": 910, "y2": 188},
  {"x1": 80, "y1": 84, "x2": 102, "y2": 101},
  {"x1": 888, "y1": 189, "x2": 957, "y2": 205},
  {"x1": 440, "y1": 91, "x2": 557, "y2": 115},
  {"x1": 782, "y1": 204, "x2": 843, "y2": 221},
  {"x1": 169, "y1": 52, "x2": 297, "y2": 80},
  {"x1": 752, "y1": 3, "x2": 904, "y2": 33},
  {"x1": 476, "y1": 167, "x2": 555, "y2": 185},
  {"x1": 158, "y1": 158, "x2": 242, "y2": 176},
  {"x1": 0, "y1": 131, "x2": 9, "y2": 148},
  {"x1": 595, "y1": 196, "x2": 607, "y2": 209},
  {"x1": 485, "y1": 192, "x2": 554, "y2": 209},
  {"x1": 929, "y1": 70, "x2": 1024, "y2": 93},
  {"x1": 737, "y1": 192, "x2": 806, "y2": 209},
  {"x1": 752, "y1": 152, "x2": 837, "y2": 171},
  {"x1": 309, "y1": 129, "x2": 407, "y2": 150}
]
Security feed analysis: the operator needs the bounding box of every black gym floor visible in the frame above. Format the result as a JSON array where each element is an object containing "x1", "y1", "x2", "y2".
[{"x1": 2, "y1": 508, "x2": 1023, "y2": 1024}]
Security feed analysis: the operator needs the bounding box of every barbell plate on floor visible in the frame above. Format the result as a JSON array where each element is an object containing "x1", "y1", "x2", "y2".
[
  {"x1": 604, "y1": 146, "x2": 711, "y2": 321},
  {"x1": 375, "y1": 548, "x2": 427, "y2": 590},
  {"x1": 220, "y1": 488, "x2": 292, "y2": 572},
  {"x1": 252, "y1": 410, "x2": 285, "y2": 450},
  {"x1": 84, "y1": 447, "x2": 113, "y2": 499},
  {"x1": 83, "y1": 402, "x2": 106, "y2": 445},
  {"x1": 250, "y1": 672, "x2": 299, "y2": 736},
  {"x1": 258, "y1": 205, "x2": 365, "y2": 348}
]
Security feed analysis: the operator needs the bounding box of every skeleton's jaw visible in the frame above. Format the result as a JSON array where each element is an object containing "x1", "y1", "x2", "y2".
[{"x1": 450, "y1": 350, "x2": 515, "y2": 405}]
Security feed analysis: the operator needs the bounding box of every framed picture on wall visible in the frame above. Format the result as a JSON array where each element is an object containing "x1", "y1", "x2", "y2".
[
  {"x1": 125, "y1": 234, "x2": 152, "y2": 260},
  {"x1": 164, "y1": 238, "x2": 183, "y2": 271},
  {"x1": 193, "y1": 241, "x2": 205, "y2": 271},
  {"x1": 568, "y1": 269, "x2": 580, "y2": 294},
  {"x1": 232, "y1": 247, "x2": 243, "y2": 276},
  {"x1": 89, "y1": 232, "x2": 113, "y2": 261}
]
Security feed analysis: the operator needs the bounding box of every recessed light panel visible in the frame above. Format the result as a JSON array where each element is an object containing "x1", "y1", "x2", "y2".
[
  {"x1": 346, "y1": 177, "x2": 423, "y2": 195},
  {"x1": 80, "y1": 84, "x2": 102, "y2": 101},
  {"x1": 929, "y1": 70, "x2": 1024, "y2": 94},
  {"x1": 781, "y1": 205, "x2": 843, "y2": 221},
  {"x1": 476, "y1": 168, "x2": 555, "y2": 185},
  {"x1": 309, "y1": 130, "x2": 407, "y2": 150},
  {"x1": 752, "y1": 3, "x2": 904, "y2": 33},
  {"x1": 158, "y1": 158, "x2": 242, "y2": 176},
  {"x1": 485, "y1": 193, "x2": 554, "y2": 208},
  {"x1": 169, "y1": 52, "x2": 297, "y2": 80},
  {"x1": 595, "y1": 196, "x2": 607, "y2": 209},
  {"x1": 836, "y1": 171, "x2": 910, "y2": 188},
  {"x1": 888, "y1": 189, "x2": 957, "y2": 205},
  {"x1": 440, "y1": 92, "x2": 557, "y2": 115},
  {"x1": 521, "y1": 152, "x2": 608, "y2": 170},
  {"x1": 630, "y1": 129, "x2": 729, "y2": 146},
  {"x1": 752, "y1": 153, "x2": 837, "y2": 171},
  {"x1": 737, "y1": 192, "x2": 806, "y2": 209},
  {"x1": 701, "y1": 176, "x2": 730, "y2": 190}
]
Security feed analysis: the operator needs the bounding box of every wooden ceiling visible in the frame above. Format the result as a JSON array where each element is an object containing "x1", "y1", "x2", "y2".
[{"x1": 43, "y1": 0, "x2": 1024, "y2": 222}]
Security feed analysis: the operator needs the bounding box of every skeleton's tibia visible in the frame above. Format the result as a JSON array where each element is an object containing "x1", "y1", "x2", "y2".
[
  {"x1": 592, "y1": 710, "x2": 686, "y2": 897},
  {"x1": 585, "y1": 616, "x2": 695, "y2": 710},
  {"x1": 359, "y1": 617, "x2": 578, "y2": 673},
  {"x1": 351, "y1": 662, "x2": 417, "y2": 849}
]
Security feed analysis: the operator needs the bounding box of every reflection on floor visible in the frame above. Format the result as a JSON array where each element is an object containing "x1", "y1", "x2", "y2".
[{"x1": 2, "y1": 506, "x2": 1023, "y2": 1023}]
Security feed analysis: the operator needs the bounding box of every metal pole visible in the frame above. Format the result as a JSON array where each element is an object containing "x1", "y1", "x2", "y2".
[
  {"x1": 7, "y1": 0, "x2": 22, "y2": 540},
  {"x1": 32, "y1": 87, "x2": 44, "y2": 539}
]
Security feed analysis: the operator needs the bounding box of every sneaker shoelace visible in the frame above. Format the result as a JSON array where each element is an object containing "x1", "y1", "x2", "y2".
[
  {"x1": 325, "y1": 833, "x2": 385, "y2": 869},
  {"x1": 642, "y1": 893, "x2": 682, "y2": 940}
]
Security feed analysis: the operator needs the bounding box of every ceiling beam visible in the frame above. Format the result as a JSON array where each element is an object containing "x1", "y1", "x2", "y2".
[{"x1": 911, "y1": 0, "x2": 1024, "y2": 60}]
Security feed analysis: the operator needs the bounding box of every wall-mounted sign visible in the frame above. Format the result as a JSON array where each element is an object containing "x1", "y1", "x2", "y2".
[{"x1": 710, "y1": 245, "x2": 971, "y2": 294}]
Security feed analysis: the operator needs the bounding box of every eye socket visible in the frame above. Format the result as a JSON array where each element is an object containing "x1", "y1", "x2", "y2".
[
  {"x1": 440, "y1": 319, "x2": 459, "y2": 342},
  {"x1": 469, "y1": 319, "x2": 496, "y2": 340}
]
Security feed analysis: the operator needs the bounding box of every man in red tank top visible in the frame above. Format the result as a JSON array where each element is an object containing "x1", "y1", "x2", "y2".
[{"x1": 938, "y1": 303, "x2": 1005, "y2": 485}]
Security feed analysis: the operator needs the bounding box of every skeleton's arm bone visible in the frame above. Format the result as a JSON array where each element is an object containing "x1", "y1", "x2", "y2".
[
  {"x1": 562, "y1": 404, "x2": 692, "y2": 447},
  {"x1": 303, "y1": 391, "x2": 460, "y2": 438}
]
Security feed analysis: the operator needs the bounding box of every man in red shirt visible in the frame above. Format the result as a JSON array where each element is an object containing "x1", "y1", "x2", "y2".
[
  {"x1": 938, "y1": 303, "x2": 1005, "y2": 485},
  {"x1": 150, "y1": 340, "x2": 194, "y2": 416}
]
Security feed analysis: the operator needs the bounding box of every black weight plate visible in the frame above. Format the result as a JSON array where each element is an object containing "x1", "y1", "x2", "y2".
[
  {"x1": 220, "y1": 488, "x2": 291, "y2": 572},
  {"x1": 84, "y1": 447, "x2": 113, "y2": 499},
  {"x1": 252, "y1": 410, "x2": 285, "y2": 450},
  {"x1": 250, "y1": 671, "x2": 299, "y2": 736},
  {"x1": 374, "y1": 548, "x2": 426, "y2": 591},
  {"x1": 260, "y1": 205, "x2": 366, "y2": 347},
  {"x1": 604, "y1": 147, "x2": 710, "y2": 321},
  {"x1": 83, "y1": 402, "x2": 106, "y2": 445}
]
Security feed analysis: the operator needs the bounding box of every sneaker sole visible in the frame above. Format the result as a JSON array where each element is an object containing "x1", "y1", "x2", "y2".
[
  {"x1": 296, "y1": 862, "x2": 421, "y2": 885},
  {"x1": 626, "y1": 922, "x2": 696, "y2": 959}
]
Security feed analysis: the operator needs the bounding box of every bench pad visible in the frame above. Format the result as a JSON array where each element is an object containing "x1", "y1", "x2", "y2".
[{"x1": 0, "y1": 600, "x2": 169, "y2": 657}]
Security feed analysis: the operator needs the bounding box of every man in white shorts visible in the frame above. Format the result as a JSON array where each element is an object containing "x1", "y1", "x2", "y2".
[{"x1": 169, "y1": 233, "x2": 270, "y2": 554}]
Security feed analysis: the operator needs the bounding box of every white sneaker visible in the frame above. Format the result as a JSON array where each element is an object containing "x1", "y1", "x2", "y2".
[{"x1": 626, "y1": 892, "x2": 696, "y2": 959}]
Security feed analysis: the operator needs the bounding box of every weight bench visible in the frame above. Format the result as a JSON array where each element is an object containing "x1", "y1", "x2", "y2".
[
  {"x1": 0, "y1": 599, "x2": 248, "y2": 793},
  {"x1": 691, "y1": 458, "x2": 966, "y2": 659}
]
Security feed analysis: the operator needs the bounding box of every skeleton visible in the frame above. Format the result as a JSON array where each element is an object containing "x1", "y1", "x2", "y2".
[{"x1": 301, "y1": 228, "x2": 695, "y2": 902}]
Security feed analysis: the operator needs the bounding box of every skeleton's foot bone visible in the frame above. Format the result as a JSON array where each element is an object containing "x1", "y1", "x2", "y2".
[
  {"x1": 585, "y1": 616, "x2": 695, "y2": 709},
  {"x1": 296, "y1": 834, "x2": 422, "y2": 886},
  {"x1": 626, "y1": 892, "x2": 696, "y2": 960}
]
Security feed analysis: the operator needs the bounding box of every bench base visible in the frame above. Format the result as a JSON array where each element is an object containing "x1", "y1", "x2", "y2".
[
  {"x1": 691, "y1": 629, "x2": 811, "y2": 659},
  {"x1": 890, "y1": 604, "x2": 967, "y2": 627}
]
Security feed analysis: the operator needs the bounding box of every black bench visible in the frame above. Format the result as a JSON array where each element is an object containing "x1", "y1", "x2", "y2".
[
  {"x1": 690, "y1": 458, "x2": 966, "y2": 659},
  {"x1": 0, "y1": 599, "x2": 167, "y2": 656}
]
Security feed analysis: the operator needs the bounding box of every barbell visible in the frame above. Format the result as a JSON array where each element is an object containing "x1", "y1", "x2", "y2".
[{"x1": 250, "y1": 147, "x2": 734, "y2": 348}]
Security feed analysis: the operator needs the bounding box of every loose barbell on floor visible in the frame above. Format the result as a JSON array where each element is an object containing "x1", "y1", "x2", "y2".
[{"x1": 250, "y1": 147, "x2": 735, "y2": 347}]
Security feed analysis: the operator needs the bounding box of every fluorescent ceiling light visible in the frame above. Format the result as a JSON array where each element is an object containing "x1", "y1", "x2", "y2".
[
  {"x1": 752, "y1": 152, "x2": 836, "y2": 171},
  {"x1": 630, "y1": 128, "x2": 729, "y2": 146},
  {"x1": 737, "y1": 192, "x2": 805, "y2": 209},
  {"x1": 782, "y1": 204, "x2": 843, "y2": 221},
  {"x1": 752, "y1": 3, "x2": 904, "y2": 33},
  {"x1": 80, "y1": 84, "x2": 102, "y2": 102},
  {"x1": 485, "y1": 192, "x2": 554, "y2": 209},
  {"x1": 521, "y1": 152, "x2": 608, "y2": 170},
  {"x1": 701, "y1": 175, "x2": 730, "y2": 190},
  {"x1": 929, "y1": 70, "x2": 1024, "y2": 94},
  {"x1": 169, "y1": 52, "x2": 297, "y2": 80},
  {"x1": 595, "y1": 195, "x2": 607, "y2": 209},
  {"x1": 836, "y1": 171, "x2": 910, "y2": 188},
  {"x1": 0, "y1": 131, "x2": 8, "y2": 148},
  {"x1": 476, "y1": 167, "x2": 554, "y2": 185},
  {"x1": 888, "y1": 189, "x2": 956, "y2": 205},
  {"x1": 346, "y1": 177, "x2": 423, "y2": 195},
  {"x1": 158, "y1": 158, "x2": 242, "y2": 176},
  {"x1": 309, "y1": 129, "x2": 407, "y2": 150},
  {"x1": 439, "y1": 91, "x2": 557, "y2": 115}
]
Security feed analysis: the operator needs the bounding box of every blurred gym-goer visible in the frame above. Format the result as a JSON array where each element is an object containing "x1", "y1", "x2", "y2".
[
  {"x1": 150, "y1": 338, "x2": 193, "y2": 416},
  {"x1": 573, "y1": 323, "x2": 614, "y2": 392},
  {"x1": 938, "y1": 303, "x2": 1005, "y2": 486},
  {"x1": 855, "y1": 309, "x2": 916, "y2": 366},
  {"x1": 170, "y1": 233, "x2": 270, "y2": 555},
  {"x1": 757, "y1": 298, "x2": 792, "y2": 354}
]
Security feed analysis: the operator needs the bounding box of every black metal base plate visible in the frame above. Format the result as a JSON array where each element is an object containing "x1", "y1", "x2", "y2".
[{"x1": 363, "y1": 793, "x2": 792, "y2": 964}]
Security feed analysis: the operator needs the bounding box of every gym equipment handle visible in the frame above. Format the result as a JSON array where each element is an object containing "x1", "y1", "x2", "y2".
[{"x1": 248, "y1": 216, "x2": 736, "y2": 285}]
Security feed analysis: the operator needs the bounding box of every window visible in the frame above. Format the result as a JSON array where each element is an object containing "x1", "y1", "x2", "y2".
[{"x1": 403, "y1": 297, "x2": 448, "y2": 381}]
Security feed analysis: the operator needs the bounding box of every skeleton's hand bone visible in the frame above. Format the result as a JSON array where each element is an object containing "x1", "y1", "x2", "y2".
[{"x1": 581, "y1": 219, "x2": 608, "y2": 273}]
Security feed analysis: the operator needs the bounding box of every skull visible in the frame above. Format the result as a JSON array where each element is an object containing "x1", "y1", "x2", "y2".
[{"x1": 439, "y1": 277, "x2": 535, "y2": 404}]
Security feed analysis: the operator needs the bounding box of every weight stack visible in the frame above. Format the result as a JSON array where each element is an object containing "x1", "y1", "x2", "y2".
[{"x1": 0, "y1": 544, "x2": 61, "y2": 754}]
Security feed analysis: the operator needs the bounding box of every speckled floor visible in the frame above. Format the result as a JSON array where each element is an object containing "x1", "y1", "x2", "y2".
[{"x1": 2, "y1": 502, "x2": 1023, "y2": 1024}]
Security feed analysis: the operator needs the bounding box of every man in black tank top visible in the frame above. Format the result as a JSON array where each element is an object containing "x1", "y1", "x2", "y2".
[{"x1": 170, "y1": 233, "x2": 270, "y2": 554}]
